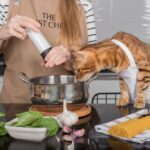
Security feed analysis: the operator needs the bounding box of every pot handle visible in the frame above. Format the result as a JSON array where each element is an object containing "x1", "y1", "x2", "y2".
[{"x1": 18, "y1": 72, "x2": 32, "y2": 85}]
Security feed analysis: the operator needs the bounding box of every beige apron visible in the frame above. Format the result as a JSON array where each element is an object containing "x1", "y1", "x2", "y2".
[{"x1": 0, "y1": 0, "x2": 87, "y2": 103}]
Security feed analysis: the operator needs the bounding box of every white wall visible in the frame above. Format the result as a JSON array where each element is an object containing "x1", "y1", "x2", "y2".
[{"x1": 92, "y1": 0, "x2": 150, "y2": 44}]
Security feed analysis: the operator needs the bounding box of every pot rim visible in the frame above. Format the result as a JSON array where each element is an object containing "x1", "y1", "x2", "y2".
[
  {"x1": 30, "y1": 75, "x2": 86, "y2": 85},
  {"x1": 31, "y1": 82, "x2": 84, "y2": 86}
]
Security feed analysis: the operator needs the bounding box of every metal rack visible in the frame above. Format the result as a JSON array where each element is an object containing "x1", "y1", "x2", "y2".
[{"x1": 91, "y1": 92, "x2": 121, "y2": 104}]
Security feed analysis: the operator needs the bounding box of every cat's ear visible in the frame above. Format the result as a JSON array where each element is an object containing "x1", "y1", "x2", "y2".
[{"x1": 71, "y1": 51, "x2": 85, "y2": 60}]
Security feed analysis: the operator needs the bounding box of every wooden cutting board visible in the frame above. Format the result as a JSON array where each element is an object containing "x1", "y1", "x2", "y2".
[{"x1": 29, "y1": 104, "x2": 91, "y2": 118}]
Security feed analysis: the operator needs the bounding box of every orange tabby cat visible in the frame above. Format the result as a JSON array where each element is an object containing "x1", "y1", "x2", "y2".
[{"x1": 71, "y1": 32, "x2": 150, "y2": 108}]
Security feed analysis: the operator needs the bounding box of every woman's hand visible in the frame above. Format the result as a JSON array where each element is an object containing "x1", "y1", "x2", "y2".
[
  {"x1": 0, "y1": 15, "x2": 41, "y2": 40},
  {"x1": 42, "y1": 45, "x2": 71, "y2": 67}
]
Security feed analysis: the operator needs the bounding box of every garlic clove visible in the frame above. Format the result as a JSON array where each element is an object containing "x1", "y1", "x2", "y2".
[
  {"x1": 75, "y1": 137, "x2": 85, "y2": 143},
  {"x1": 63, "y1": 134, "x2": 72, "y2": 141},
  {"x1": 57, "y1": 99, "x2": 78, "y2": 127},
  {"x1": 63, "y1": 116, "x2": 73, "y2": 127},
  {"x1": 73, "y1": 128, "x2": 85, "y2": 137},
  {"x1": 63, "y1": 126, "x2": 72, "y2": 133}
]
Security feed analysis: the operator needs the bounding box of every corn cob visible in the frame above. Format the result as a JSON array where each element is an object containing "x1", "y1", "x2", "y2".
[{"x1": 108, "y1": 116, "x2": 150, "y2": 139}]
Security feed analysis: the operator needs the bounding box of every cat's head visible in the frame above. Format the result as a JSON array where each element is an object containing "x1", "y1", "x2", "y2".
[{"x1": 71, "y1": 50, "x2": 99, "y2": 81}]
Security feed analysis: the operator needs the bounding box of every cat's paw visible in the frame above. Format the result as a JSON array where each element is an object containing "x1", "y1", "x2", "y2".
[
  {"x1": 116, "y1": 98, "x2": 128, "y2": 106},
  {"x1": 134, "y1": 100, "x2": 145, "y2": 109}
]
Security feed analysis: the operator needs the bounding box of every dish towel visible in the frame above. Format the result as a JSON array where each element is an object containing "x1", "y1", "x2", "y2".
[{"x1": 95, "y1": 109, "x2": 150, "y2": 144}]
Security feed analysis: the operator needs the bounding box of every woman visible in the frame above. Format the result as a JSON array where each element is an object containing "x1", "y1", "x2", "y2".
[{"x1": 0, "y1": 0, "x2": 97, "y2": 103}]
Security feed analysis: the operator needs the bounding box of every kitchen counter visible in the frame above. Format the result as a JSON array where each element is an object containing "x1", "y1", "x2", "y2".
[{"x1": 0, "y1": 103, "x2": 150, "y2": 150}]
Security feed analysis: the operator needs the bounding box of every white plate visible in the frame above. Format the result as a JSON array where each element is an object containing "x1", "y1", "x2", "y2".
[{"x1": 5, "y1": 118, "x2": 48, "y2": 142}]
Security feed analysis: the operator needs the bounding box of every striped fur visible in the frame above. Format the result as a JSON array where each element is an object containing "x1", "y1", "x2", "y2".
[{"x1": 72, "y1": 31, "x2": 150, "y2": 108}]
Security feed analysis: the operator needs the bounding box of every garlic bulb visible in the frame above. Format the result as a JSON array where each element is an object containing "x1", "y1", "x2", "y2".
[{"x1": 57, "y1": 99, "x2": 78, "y2": 127}]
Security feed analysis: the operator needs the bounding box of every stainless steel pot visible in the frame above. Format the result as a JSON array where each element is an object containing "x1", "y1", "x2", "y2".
[{"x1": 19, "y1": 73, "x2": 90, "y2": 105}]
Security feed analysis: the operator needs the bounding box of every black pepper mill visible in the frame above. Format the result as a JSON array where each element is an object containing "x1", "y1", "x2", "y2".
[{"x1": 27, "y1": 29, "x2": 52, "y2": 59}]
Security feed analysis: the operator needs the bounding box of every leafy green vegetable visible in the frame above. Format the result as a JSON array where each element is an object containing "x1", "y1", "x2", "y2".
[
  {"x1": 0, "y1": 122, "x2": 7, "y2": 136},
  {"x1": 30, "y1": 118, "x2": 42, "y2": 127},
  {"x1": 31, "y1": 117, "x2": 59, "y2": 136},
  {"x1": 38, "y1": 118, "x2": 59, "y2": 136},
  {"x1": 0, "y1": 112, "x2": 7, "y2": 136},
  {"x1": 13, "y1": 111, "x2": 59, "y2": 137},
  {"x1": 14, "y1": 111, "x2": 43, "y2": 127},
  {"x1": 0, "y1": 112, "x2": 5, "y2": 117}
]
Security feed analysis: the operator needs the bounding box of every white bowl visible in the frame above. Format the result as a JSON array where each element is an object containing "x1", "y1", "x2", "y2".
[{"x1": 5, "y1": 118, "x2": 48, "y2": 142}]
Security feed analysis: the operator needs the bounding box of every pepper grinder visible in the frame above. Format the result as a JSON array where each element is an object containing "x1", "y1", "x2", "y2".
[{"x1": 27, "y1": 29, "x2": 53, "y2": 59}]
